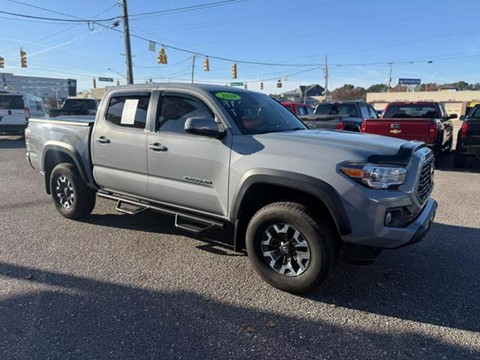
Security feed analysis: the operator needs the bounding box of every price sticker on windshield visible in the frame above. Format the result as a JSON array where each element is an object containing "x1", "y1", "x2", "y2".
[{"x1": 215, "y1": 92, "x2": 241, "y2": 101}]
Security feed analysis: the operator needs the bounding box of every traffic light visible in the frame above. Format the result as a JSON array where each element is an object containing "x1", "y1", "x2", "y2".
[
  {"x1": 276, "y1": 79, "x2": 282, "y2": 88},
  {"x1": 203, "y1": 57, "x2": 209, "y2": 72},
  {"x1": 93, "y1": 78, "x2": 97, "y2": 88},
  {"x1": 244, "y1": 83, "x2": 247, "y2": 89},
  {"x1": 158, "y1": 48, "x2": 167, "y2": 64},
  {"x1": 232, "y1": 63, "x2": 237, "y2": 79},
  {"x1": 116, "y1": 80, "x2": 120, "y2": 86},
  {"x1": 20, "y1": 49, "x2": 27, "y2": 68},
  {"x1": 0, "y1": 56, "x2": 4, "y2": 68},
  {"x1": 260, "y1": 82, "x2": 264, "y2": 90}
]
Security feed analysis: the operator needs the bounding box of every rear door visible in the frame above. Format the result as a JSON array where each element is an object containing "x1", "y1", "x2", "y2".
[
  {"x1": 92, "y1": 92, "x2": 151, "y2": 197},
  {"x1": 147, "y1": 91, "x2": 231, "y2": 216},
  {"x1": 0, "y1": 94, "x2": 25, "y2": 126}
]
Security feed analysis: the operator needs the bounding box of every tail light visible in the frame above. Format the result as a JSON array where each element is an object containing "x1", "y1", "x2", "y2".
[
  {"x1": 460, "y1": 121, "x2": 468, "y2": 139},
  {"x1": 361, "y1": 121, "x2": 367, "y2": 133},
  {"x1": 337, "y1": 122, "x2": 345, "y2": 130},
  {"x1": 24, "y1": 107, "x2": 30, "y2": 120},
  {"x1": 428, "y1": 122, "x2": 437, "y2": 143}
]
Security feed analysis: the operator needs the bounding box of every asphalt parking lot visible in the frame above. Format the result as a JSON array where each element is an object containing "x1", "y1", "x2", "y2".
[{"x1": 0, "y1": 135, "x2": 479, "y2": 360}]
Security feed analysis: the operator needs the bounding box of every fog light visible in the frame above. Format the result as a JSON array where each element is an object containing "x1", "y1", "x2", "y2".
[{"x1": 385, "y1": 212, "x2": 393, "y2": 225}]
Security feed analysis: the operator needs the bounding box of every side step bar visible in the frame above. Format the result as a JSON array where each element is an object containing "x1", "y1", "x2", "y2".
[{"x1": 98, "y1": 192, "x2": 226, "y2": 234}]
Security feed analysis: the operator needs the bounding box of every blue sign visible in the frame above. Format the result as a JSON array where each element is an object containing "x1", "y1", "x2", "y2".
[{"x1": 398, "y1": 78, "x2": 421, "y2": 85}]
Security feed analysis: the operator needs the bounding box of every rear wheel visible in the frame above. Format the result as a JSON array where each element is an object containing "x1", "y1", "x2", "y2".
[
  {"x1": 246, "y1": 202, "x2": 336, "y2": 293},
  {"x1": 50, "y1": 163, "x2": 96, "y2": 219}
]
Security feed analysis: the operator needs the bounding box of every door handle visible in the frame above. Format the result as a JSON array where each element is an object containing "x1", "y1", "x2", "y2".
[
  {"x1": 96, "y1": 136, "x2": 111, "y2": 144},
  {"x1": 148, "y1": 143, "x2": 168, "y2": 152}
]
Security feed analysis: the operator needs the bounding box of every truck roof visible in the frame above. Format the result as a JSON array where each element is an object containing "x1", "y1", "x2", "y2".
[{"x1": 105, "y1": 82, "x2": 261, "y2": 95}]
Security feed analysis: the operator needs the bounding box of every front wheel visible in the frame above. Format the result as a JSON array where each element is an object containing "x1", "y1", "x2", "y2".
[
  {"x1": 246, "y1": 202, "x2": 336, "y2": 293},
  {"x1": 50, "y1": 163, "x2": 96, "y2": 219}
]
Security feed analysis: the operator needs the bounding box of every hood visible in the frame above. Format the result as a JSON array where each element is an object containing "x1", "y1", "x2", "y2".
[{"x1": 251, "y1": 129, "x2": 419, "y2": 162}]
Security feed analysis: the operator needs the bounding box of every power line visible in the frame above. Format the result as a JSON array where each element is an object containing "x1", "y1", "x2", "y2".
[
  {"x1": 129, "y1": 0, "x2": 246, "y2": 19},
  {"x1": 0, "y1": 9, "x2": 119, "y2": 23}
]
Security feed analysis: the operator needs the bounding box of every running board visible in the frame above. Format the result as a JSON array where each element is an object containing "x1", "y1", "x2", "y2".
[
  {"x1": 116, "y1": 200, "x2": 148, "y2": 215},
  {"x1": 98, "y1": 192, "x2": 225, "y2": 233}
]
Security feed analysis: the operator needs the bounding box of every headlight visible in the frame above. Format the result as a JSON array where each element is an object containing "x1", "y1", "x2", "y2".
[{"x1": 340, "y1": 163, "x2": 406, "y2": 189}]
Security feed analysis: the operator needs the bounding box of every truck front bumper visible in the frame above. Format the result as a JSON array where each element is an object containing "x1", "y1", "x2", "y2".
[{"x1": 343, "y1": 197, "x2": 437, "y2": 250}]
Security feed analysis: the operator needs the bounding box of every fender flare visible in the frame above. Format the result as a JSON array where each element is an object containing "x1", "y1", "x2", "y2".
[
  {"x1": 42, "y1": 142, "x2": 95, "y2": 193},
  {"x1": 230, "y1": 169, "x2": 351, "y2": 235}
]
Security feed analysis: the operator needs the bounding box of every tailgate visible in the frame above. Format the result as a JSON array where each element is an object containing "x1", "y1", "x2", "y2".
[
  {"x1": 363, "y1": 119, "x2": 431, "y2": 142},
  {"x1": 465, "y1": 120, "x2": 480, "y2": 145}
]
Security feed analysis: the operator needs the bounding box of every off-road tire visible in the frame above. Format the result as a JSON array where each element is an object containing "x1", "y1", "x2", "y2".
[
  {"x1": 246, "y1": 202, "x2": 336, "y2": 293},
  {"x1": 50, "y1": 163, "x2": 96, "y2": 219}
]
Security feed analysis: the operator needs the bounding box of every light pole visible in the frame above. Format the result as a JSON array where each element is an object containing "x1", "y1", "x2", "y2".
[{"x1": 107, "y1": 68, "x2": 128, "y2": 84}]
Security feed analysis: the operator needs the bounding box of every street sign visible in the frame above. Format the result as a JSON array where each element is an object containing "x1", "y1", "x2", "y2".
[
  {"x1": 398, "y1": 78, "x2": 421, "y2": 85},
  {"x1": 98, "y1": 77, "x2": 114, "y2": 82},
  {"x1": 230, "y1": 82, "x2": 244, "y2": 87}
]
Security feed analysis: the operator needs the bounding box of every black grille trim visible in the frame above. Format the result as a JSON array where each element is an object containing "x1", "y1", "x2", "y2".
[{"x1": 417, "y1": 155, "x2": 435, "y2": 203}]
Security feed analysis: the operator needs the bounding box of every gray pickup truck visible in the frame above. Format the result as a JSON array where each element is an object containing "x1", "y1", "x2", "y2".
[{"x1": 26, "y1": 83, "x2": 437, "y2": 293}]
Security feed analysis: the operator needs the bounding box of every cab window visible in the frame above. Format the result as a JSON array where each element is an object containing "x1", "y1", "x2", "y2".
[
  {"x1": 106, "y1": 94, "x2": 150, "y2": 129},
  {"x1": 156, "y1": 95, "x2": 214, "y2": 134}
]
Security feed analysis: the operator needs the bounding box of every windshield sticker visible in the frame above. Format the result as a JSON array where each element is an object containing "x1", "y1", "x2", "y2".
[
  {"x1": 215, "y1": 92, "x2": 241, "y2": 101},
  {"x1": 121, "y1": 99, "x2": 139, "y2": 125}
]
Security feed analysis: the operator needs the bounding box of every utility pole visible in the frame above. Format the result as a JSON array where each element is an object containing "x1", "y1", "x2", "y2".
[
  {"x1": 191, "y1": 55, "x2": 196, "y2": 84},
  {"x1": 387, "y1": 63, "x2": 393, "y2": 93},
  {"x1": 121, "y1": 0, "x2": 134, "y2": 84},
  {"x1": 323, "y1": 54, "x2": 329, "y2": 100}
]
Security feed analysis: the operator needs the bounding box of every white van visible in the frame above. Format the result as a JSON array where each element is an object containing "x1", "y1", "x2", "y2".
[{"x1": 0, "y1": 91, "x2": 46, "y2": 136}]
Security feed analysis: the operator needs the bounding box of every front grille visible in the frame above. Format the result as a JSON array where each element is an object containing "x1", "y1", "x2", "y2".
[{"x1": 417, "y1": 155, "x2": 435, "y2": 203}]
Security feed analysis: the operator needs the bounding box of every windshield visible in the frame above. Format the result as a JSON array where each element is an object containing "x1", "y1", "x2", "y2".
[
  {"x1": 383, "y1": 104, "x2": 439, "y2": 119},
  {"x1": 212, "y1": 91, "x2": 307, "y2": 134}
]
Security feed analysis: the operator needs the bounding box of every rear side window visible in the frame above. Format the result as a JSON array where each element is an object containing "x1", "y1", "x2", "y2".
[
  {"x1": 0, "y1": 95, "x2": 24, "y2": 109},
  {"x1": 106, "y1": 94, "x2": 150, "y2": 129}
]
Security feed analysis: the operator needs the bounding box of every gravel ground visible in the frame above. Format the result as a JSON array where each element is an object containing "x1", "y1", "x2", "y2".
[{"x1": 0, "y1": 135, "x2": 479, "y2": 360}]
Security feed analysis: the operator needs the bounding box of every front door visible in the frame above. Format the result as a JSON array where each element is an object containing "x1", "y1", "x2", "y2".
[{"x1": 147, "y1": 92, "x2": 231, "y2": 216}]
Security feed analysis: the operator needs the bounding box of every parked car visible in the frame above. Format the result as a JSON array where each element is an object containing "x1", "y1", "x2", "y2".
[
  {"x1": 26, "y1": 83, "x2": 437, "y2": 293},
  {"x1": 300, "y1": 101, "x2": 378, "y2": 131},
  {"x1": 361, "y1": 101, "x2": 456, "y2": 166},
  {"x1": 454, "y1": 104, "x2": 480, "y2": 167},
  {"x1": 49, "y1": 98, "x2": 98, "y2": 117},
  {"x1": 0, "y1": 91, "x2": 46, "y2": 136},
  {"x1": 281, "y1": 101, "x2": 313, "y2": 117}
]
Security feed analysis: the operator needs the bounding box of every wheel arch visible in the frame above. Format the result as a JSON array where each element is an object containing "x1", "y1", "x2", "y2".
[
  {"x1": 230, "y1": 170, "x2": 351, "y2": 252},
  {"x1": 42, "y1": 142, "x2": 91, "y2": 194}
]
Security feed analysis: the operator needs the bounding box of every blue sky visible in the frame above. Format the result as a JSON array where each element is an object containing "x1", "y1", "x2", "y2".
[{"x1": 1, "y1": 0, "x2": 479, "y2": 94}]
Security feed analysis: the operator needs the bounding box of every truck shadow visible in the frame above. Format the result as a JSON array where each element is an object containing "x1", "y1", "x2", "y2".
[
  {"x1": 82, "y1": 211, "x2": 242, "y2": 257},
  {"x1": 307, "y1": 222, "x2": 480, "y2": 333},
  {"x1": 0, "y1": 261, "x2": 477, "y2": 359},
  {"x1": 83, "y1": 209, "x2": 480, "y2": 333},
  {"x1": 0, "y1": 137, "x2": 25, "y2": 149}
]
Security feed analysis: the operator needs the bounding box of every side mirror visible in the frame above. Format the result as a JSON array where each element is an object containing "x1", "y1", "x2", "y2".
[
  {"x1": 459, "y1": 115, "x2": 466, "y2": 121},
  {"x1": 448, "y1": 114, "x2": 458, "y2": 119},
  {"x1": 184, "y1": 116, "x2": 225, "y2": 139}
]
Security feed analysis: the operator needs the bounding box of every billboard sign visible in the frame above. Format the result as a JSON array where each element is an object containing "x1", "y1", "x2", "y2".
[{"x1": 398, "y1": 78, "x2": 421, "y2": 85}]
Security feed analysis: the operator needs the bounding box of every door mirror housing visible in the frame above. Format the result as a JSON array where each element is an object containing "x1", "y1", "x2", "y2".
[
  {"x1": 459, "y1": 115, "x2": 466, "y2": 121},
  {"x1": 184, "y1": 116, "x2": 225, "y2": 139},
  {"x1": 448, "y1": 113, "x2": 458, "y2": 119}
]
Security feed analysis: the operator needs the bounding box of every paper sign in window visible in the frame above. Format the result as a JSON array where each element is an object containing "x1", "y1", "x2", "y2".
[{"x1": 121, "y1": 99, "x2": 139, "y2": 125}]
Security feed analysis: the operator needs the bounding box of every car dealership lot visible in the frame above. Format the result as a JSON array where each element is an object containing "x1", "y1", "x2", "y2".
[{"x1": 0, "y1": 136, "x2": 479, "y2": 360}]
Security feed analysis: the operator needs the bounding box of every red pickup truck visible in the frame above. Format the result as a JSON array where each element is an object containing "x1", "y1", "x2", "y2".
[{"x1": 361, "y1": 102, "x2": 456, "y2": 165}]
